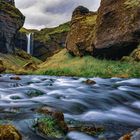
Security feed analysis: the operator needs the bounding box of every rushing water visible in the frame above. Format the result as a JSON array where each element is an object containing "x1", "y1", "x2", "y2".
[{"x1": 0, "y1": 75, "x2": 140, "y2": 140}]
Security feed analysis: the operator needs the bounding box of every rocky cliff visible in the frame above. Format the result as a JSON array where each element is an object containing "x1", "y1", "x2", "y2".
[
  {"x1": 66, "y1": 6, "x2": 97, "y2": 56},
  {"x1": 15, "y1": 22, "x2": 70, "y2": 61},
  {"x1": 0, "y1": 0, "x2": 25, "y2": 53},
  {"x1": 33, "y1": 23, "x2": 70, "y2": 61},
  {"x1": 93, "y1": 0, "x2": 140, "y2": 59},
  {"x1": 66, "y1": 0, "x2": 140, "y2": 59}
]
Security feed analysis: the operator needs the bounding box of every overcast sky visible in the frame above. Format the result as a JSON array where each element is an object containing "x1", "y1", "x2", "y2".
[{"x1": 15, "y1": 0, "x2": 100, "y2": 29}]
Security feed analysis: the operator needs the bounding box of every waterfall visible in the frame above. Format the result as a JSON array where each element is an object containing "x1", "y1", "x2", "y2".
[{"x1": 26, "y1": 33, "x2": 33, "y2": 55}]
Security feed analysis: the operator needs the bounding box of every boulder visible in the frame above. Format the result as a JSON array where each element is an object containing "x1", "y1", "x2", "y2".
[
  {"x1": 0, "y1": 125, "x2": 22, "y2": 140},
  {"x1": 23, "y1": 62, "x2": 38, "y2": 71},
  {"x1": 66, "y1": 6, "x2": 97, "y2": 56},
  {"x1": 119, "y1": 128, "x2": 140, "y2": 140},
  {"x1": 93, "y1": 0, "x2": 140, "y2": 59},
  {"x1": 0, "y1": 0, "x2": 25, "y2": 54}
]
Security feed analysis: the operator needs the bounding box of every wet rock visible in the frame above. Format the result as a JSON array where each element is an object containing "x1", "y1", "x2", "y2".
[
  {"x1": 119, "y1": 128, "x2": 140, "y2": 140},
  {"x1": 10, "y1": 76, "x2": 21, "y2": 80},
  {"x1": 37, "y1": 107, "x2": 68, "y2": 133},
  {"x1": 66, "y1": 6, "x2": 97, "y2": 56},
  {"x1": 27, "y1": 90, "x2": 44, "y2": 98},
  {"x1": 69, "y1": 125, "x2": 104, "y2": 136},
  {"x1": 23, "y1": 62, "x2": 38, "y2": 71},
  {"x1": 34, "y1": 117, "x2": 66, "y2": 139},
  {"x1": 83, "y1": 79, "x2": 96, "y2": 85},
  {"x1": 0, "y1": 124, "x2": 22, "y2": 140}
]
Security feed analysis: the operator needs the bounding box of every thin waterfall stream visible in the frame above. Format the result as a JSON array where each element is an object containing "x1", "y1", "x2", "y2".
[{"x1": 26, "y1": 33, "x2": 33, "y2": 54}]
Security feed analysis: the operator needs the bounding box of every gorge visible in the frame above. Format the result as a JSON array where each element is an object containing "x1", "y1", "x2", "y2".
[{"x1": 0, "y1": 0, "x2": 140, "y2": 140}]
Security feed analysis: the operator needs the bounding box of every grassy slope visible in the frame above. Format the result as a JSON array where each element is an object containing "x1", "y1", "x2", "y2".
[
  {"x1": 36, "y1": 49, "x2": 140, "y2": 78},
  {"x1": 0, "y1": 51, "x2": 41, "y2": 74}
]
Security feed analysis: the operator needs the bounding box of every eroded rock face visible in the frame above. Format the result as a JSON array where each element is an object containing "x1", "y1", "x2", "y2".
[
  {"x1": 93, "y1": 0, "x2": 140, "y2": 59},
  {"x1": 66, "y1": 6, "x2": 97, "y2": 56},
  {"x1": 0, "y1": 0, "x2": 25, "y2": 53}
]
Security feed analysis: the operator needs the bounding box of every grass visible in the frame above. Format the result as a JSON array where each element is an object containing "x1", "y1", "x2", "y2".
[
  {"x1": 124, "y1": 0, "x2": 140, "y2": 9},
  {"x1": 34, "y1": 22, "x2": 70, "y2": 42},
  {"x1": 35, "y1": 49, "x2": 140, "y2": 78},
  {"x1": 0, "y1": 49, "x2": 42, "y2": 74}
]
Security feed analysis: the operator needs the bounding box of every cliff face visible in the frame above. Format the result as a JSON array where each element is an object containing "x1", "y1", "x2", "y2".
[
  {"x1": 93, "y1": 0, "x2": 140, "y2": 59},
  {"x1": 66, "y1": 6, "x2": 97, "y2": 56},
  {"x1": 0, "y1": 0, "x2": 25, "y2": 53},
  {"x1": 66, "y1": 0, "x2": 140, "y2": 59},
  {"x1": 33, "y1": 22, "x2": 70, "y2": 61}
]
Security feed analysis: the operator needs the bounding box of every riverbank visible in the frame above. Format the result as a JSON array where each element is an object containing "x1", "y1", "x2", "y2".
[{"x1": 34, "y1": 49, "x2": 140, "y2": 78}]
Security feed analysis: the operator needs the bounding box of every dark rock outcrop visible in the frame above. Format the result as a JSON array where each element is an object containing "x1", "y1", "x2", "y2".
[
  {"x1": 66, "y1": 6, "x2": 97, "y2": 56},
  {"x1": 15, "y1": 32, "x2": 27, "y2": 51},
  {"x1": 0, "y1": 0, "x2": 25, "y2": 54},
  {"x1": 93, "y1": 0, "x2": 140, "y2": 59}
]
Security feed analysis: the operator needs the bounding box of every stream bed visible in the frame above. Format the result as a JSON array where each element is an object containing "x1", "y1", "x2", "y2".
[{"x1": 0, "y1": 74, "x2": 140, "y2": 140}]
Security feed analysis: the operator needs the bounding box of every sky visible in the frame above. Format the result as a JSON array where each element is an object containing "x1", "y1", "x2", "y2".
[{"x1": 15, "y1": 0, "x2": 100, "y2": 29}]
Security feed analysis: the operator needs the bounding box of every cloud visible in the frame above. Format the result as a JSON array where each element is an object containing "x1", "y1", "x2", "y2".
[{"x1": 15, "y1": 0, "x2": 100, "y2": 29}]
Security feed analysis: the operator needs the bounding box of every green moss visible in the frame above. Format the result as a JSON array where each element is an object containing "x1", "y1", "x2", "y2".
[
  {"x1": 19, "y1": 28, "x2": 38, "y2": 34},
  {"x1": 34, "y1": 22, "x2": 70, "y2": 42},
  {"x1": 34, "y1": 117, "x2": 65, "y2": 138},
  {"x1": 80, "y1": 14, "x2": 97, "y2": 26},
  {"x1": 0, "y1": 0, "x2": 23, "y2": 19},
  {"x1": 124, "y1": 0, "x2": 140, "y2": 9}
]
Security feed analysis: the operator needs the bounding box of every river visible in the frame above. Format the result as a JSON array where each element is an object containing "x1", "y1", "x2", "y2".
[{"x1": 0, "y1": 74, "x2": 140, "y2": 140}]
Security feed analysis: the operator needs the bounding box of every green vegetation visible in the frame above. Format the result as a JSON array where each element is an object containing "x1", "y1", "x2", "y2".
[
  {"x1": 34, "y1": 22, "x2": 70, "y2": 42},
  {"x1": 34, "y1": 117, "x2": 65, "y2": 138},
  {"x1": 80, "y1": 13, "x2": 97, "y2": 26},
  {"x1": 36, "y1": 49, "x2": 140, "y2": 78},
  {"x1": 0, "y1": 0, "x2": 22, "y2": 19},
  {"x1": 19, "y1": 27, "x2": 38, "y2": 34},
  {"x1": 124, "y1": 0, "x2": 140, "y2": 9},
  {"x1": 0, "y1": 49, "x2": 41, "y2": 74}
]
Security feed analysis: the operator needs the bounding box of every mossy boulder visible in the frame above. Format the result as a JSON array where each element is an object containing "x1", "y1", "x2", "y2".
[
  {"x1": 0, "y1": 0, "x2": 25, "y2": 54},
  {"x1": 0, "y1": 125, "x2": 22, "y2": 140},
  {"x1": 130, "y1": 48, "x2": 140, "y2": 61},
  {"x1": 66, "y1": 6, "x2": 97, "y2": 56},
  {"x1": 34, "y1": 107, "x2": 68, "y2": 139}
]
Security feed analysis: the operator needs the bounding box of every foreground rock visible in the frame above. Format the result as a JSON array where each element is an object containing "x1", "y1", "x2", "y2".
[
  {"x1": 0, "y1": 0, "x2": 25, "y2": 54},
  {"x1": 121, "y1": 48, "x2": 140, "y2": 62},
  {"x1": 0, "y1": 125, "x2": 22, "y2": 140},
  {"x1": 66, "y1": 6, "x2": 97, "y2": 56},
  {"x1": 34, "y1": 107, "x2": 68, "y2": 139},
  {"x1": 119, "y1": 128, "x2": 140, "y2": 140},
  {"x1": 93, "y1": 0, "x2": 140, "y2": 59}
]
